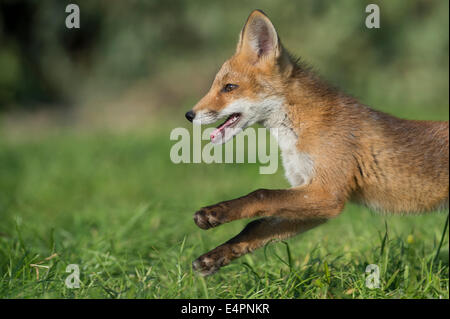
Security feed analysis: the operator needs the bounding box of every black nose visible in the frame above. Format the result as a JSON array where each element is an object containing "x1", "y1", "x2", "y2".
[{"x1": 185, "y1": 110, "x2": 195, "y2": 122}]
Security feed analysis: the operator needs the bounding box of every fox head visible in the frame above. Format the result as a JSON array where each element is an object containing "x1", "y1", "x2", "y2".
[{"x1": 186, "y1": 10, "x2": 294, "y2": 144}]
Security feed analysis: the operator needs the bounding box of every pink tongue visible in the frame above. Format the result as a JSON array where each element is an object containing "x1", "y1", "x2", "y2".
[
  {"x1": 210, "y1": 115, "x2": 237, "y2": 142},
  {"x1": 210, "y1": 123, "x2": 227, "y2": 143}
]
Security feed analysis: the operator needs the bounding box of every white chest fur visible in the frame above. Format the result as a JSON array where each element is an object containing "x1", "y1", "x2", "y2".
[
  {"x1": 262, "y1": 100, "x2": 315, "y2": 187},
  {"x1": 275, "y1": 126, "x2": 314, "y2": 187}
]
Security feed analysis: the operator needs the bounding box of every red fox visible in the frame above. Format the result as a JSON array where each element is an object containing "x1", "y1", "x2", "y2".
[{"x1": 185, "y1": 10, "x2": 449, "y2": 276}]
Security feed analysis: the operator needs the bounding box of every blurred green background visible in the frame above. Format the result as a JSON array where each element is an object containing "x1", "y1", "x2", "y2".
[
  {"x1": 0, "y1": 0, "x2": 448, "y2": 122},
  {"x1": 0, "y1": 1, "x2": 448, "y2": 299}
]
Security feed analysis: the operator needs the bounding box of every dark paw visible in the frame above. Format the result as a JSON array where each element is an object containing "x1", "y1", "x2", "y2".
[
  {"x1": 193, "y1": 209, "x2": 222, "y2": 230},
  {"x1": 192, "y1": 254, "x2": 228, "y2": 276}
]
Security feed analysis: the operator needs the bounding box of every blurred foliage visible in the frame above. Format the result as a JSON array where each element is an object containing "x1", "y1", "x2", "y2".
[{"x1": 0, "y1": 0, "x2": 448, "y2": 117}]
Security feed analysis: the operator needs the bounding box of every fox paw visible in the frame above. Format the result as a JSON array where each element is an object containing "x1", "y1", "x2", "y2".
[
  {"x1": 193, "y1": 209, "x2": 223, "y2": 229},
  {"x1": 192, "y1": 253, "x2": 228, "y2": 276}
]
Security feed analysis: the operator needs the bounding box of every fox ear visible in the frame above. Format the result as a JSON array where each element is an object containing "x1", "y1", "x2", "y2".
[{"x1": 236, "y1": 10, "x2": 281, "y2": 63}]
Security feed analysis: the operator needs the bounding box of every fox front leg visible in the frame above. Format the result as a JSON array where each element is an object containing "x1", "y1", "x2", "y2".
[
  {"x1": 192, "y1": 217, "x2": 326, "y2": 276},
  {"x1": 193, "y1": 186, "x2": 344, "y2": 229}
]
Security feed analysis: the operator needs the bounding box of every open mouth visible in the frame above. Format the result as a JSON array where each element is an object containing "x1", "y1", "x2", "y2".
[{"x1": 210, "y1": 113, "x2": 241, "y2": 143}]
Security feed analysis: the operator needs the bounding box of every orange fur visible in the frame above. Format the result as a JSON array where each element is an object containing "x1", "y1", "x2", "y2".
[{"x1": 188, "y1": 10, "x2": 449, "y2": 276}]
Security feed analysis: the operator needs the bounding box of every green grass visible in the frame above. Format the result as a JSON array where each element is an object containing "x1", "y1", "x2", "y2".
[{"x1": 0, "y1": 125, "x2": 448, "y2": 299}]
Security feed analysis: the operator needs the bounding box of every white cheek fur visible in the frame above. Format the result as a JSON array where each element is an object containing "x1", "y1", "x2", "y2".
[{"x1": 193, "y1": 111, "x2": 218, "y2": 125}]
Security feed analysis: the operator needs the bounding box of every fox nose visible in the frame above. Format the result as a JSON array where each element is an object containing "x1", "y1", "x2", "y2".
[{"x1": 185, "y1": 110, "x2": 195, "y2": 122}]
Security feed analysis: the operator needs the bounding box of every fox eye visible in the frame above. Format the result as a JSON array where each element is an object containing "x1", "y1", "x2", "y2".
[{"x1": 222, "y1": 83, "x2": 239, "y2": 93}]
